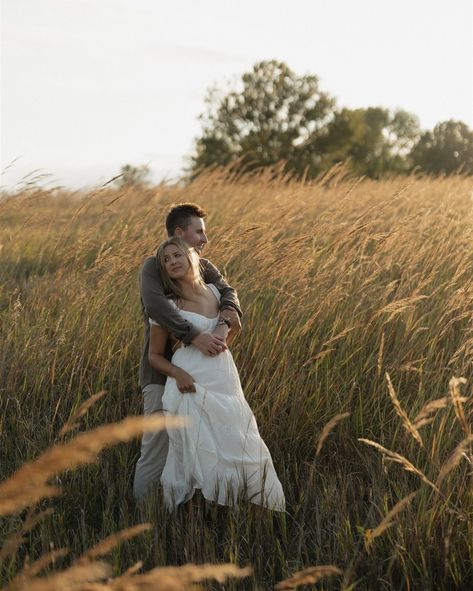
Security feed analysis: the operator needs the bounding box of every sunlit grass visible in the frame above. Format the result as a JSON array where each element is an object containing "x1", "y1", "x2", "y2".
[{"x1": 1, "y1": 167, "x2": 472, "y2": 589}]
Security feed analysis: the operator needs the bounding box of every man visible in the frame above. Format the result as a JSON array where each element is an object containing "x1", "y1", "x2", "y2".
[{"x1": 133, "y1": 203, "x2": 242, "y2": 501}]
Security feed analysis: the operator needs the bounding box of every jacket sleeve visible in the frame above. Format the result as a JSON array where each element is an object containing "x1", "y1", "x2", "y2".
[
  {"x1": 200, "y1": 259, "x2": 242, "y2": 317},
  {"x1": 140, "y1": 257, "x2": 200, "y2": 345}
]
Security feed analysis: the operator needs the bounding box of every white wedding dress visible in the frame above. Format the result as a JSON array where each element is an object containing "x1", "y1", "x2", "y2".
[{"x1": 151, "y1": 285, "x2": 285, "y2": 512}]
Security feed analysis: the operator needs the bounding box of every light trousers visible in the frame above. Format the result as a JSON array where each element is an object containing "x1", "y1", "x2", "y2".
[{"x1": 133, "y1": 383, "x2": 169, "y2": 501}]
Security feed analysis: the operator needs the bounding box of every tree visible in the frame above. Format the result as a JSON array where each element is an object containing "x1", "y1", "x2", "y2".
[
  {"x1": 410, "y1": 120, "x2": 473, "y2": 174},
  {"x1": 116, "y1": 164, "x2": 151, "y2": 188},
  {"x1": 190, "y1": 61, "x2": 424, "y2": 180},
  {"x1": 316, "y1": 107, "x2": 421, "y2": 177},
  {"x1": 191, "y1": 60, "x2": 336, "y2": 178}
]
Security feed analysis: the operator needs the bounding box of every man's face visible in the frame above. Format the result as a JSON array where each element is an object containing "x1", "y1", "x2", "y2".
[{"x1": 175, "y1": 216, "x2": 208, "y2": 253}]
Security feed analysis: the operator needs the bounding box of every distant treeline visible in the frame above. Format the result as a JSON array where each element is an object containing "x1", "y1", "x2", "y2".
[{"x1": 188, "y1": 60, "x2": 473, "y2": 180}]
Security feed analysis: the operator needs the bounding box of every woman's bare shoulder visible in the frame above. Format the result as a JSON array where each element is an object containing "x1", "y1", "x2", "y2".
[{"x1": 206, "y1": 283, "x2": 221, "y2": 302}]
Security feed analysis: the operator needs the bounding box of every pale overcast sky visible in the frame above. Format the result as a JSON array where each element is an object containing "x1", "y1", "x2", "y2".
[{"x1": 1, "y1": 0, "x2": 472, "y2": 189}]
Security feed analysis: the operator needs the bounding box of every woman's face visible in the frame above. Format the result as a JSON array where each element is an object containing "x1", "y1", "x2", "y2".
[{"x1": 163, "y1": 244, "x2": 191, "y2": 279}]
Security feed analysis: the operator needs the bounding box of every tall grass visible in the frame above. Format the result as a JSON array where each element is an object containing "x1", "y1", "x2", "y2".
[{"x1": 1, "y1": 167, "x2": 472, "y2": 589}]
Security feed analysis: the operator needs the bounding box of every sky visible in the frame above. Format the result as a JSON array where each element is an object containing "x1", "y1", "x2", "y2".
[{"x1": 1, "y1": 0, "x2": 472, "y2": 190}]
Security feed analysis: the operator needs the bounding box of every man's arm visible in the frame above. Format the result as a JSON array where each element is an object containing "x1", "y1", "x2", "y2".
[
  {"x1": 140, "y1": 257, "x2": 199, "y2": 345},
  {"x1": 140, "y1": 257, "x2": 226, "y2": 355},
  {"x1": 200, "y1": 259, "x2": 242, "y2": 335},
  {"x1": 200, "y1": 259, "x2": 242, "y2": 315}
]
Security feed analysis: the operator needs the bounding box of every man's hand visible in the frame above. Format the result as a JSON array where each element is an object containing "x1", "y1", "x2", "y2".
[
  {"x1": 191, "y1": 332, "x2": 227, "y2": 356},
  {"x1": 220, "y1": 308, "x2": 241, "y2": 333}
]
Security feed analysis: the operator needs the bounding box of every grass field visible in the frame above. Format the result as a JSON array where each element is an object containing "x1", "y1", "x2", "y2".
[{"x1": 1, "y1": 167, "x2": 472, "y2": 590}]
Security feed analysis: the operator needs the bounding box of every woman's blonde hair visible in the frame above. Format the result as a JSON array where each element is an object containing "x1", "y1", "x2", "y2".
[{"x1": 156, "y1": 237, "x2": 206, "y2": 302}]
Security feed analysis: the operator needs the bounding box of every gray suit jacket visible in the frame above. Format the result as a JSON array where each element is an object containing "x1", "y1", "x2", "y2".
[{"x1": 139, "y1": 256, "x2": 241, "y2": 388}]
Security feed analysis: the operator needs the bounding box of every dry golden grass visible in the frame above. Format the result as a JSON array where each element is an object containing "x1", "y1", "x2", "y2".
[
  {"x1": 0, "y1": 395, "x2": 250, "y2": 590},
  {"x1": 6, "y1": 562, "x2": 252, "y2": 591},
  {"x1": 364, "y1": 492, "x2": 417, "y2": 550},
  {"x1": 4, "y1": 561, "x2": 112, "y2": 591},
  {"x1": 1, "y1": 167, "x2": 473, "y2": 589},
  {"x1": 59, "y1": 390, "x2": 108, "y2": 438},
  {"x1": 385, "y1": 372, "x2": 423, "y2": 446},
  {"x1": 358, "y1": 438, "x2": 439, "y2": 492},
  {"x1": 449, "y1": 377, "x2": 470, "y2": 436},
  {"x1": 315, "y1": 413, "x2": 351, "y2": 457},
  {"x1": 0, "y1": 510, "x2": 54, "y2": 562},
  {"x1": 413, "y1": 397, "x2": 452, "y2": 429},
  {"x1": 436, "y1": 434, "x2": 473, "y2": 487},
  {"x1": 274, "y1": 565, "x2": 342, "y2": 589},
  {"x1": 76, "y1": 524, "x2": 152, "y2": 563},
  {"x1": 0, "y1": 414, "x2": 185, "y2": 516}
]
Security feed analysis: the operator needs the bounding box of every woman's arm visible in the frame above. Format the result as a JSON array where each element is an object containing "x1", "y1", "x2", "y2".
[
  {"x1": 148, "y1": 324, "x2": 196, "y2": 393},
  {"x1": 212, "y1": 319, "x2": 237, "y2": 346}
]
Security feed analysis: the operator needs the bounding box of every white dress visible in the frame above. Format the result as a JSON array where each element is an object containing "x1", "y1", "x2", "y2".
[{"x1": 151, "y1": 285, "x2": 285, "y2": 512}]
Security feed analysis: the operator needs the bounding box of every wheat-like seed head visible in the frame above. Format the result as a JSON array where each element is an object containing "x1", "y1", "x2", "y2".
[
  {"x1": 385, "y1": 372, "x2": 423, "y2": 446},
  {"x1": 364, "y1": 492, "x2": 417, "y2": 550},
  {"x1": 0, "y1": 415, "x2": 185, "y2": 516},
  {"x1": 59, "y1": 390, "x2": 107, "y2": 438},
  {"x1": 413, "y1": 397, "x2": 450, "y2": 428},
  {"x1": 274, "y1": 565, "x2": 342, "y2": 589},
  {"x1": 20, "y1": 548, "x2": 70, "y2": 579},
  {"x1": 436, "y1": 434, "x2": 473, "y2": 487},
  {"x1": 0, "y1": 508, "x2": 54, "y2": 561},
  {"x1": 449, "y1": 377, "x2": 470, "y2": 436},
  {"x1": 316, "y1": 413, "x2": 350, "y2": 457},
  {"x1": 358, "y1": 438, "x2": 439, "y2": 492},
  {"x1": 77, "y1": 524, "x2": 152, "y2": 563},
  {"x1": 4, "y1": 561, "x2": 112, "y2": 591}
]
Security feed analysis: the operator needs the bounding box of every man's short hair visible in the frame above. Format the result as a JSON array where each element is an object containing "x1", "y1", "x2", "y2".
[{"x1": 165, "y1": 203, "x2": 207, "y2": 236}]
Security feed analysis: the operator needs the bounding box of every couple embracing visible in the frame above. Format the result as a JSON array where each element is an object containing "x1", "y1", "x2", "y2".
[{"x1": 133, "y1": 203, "x2": 285, "y2": 512}]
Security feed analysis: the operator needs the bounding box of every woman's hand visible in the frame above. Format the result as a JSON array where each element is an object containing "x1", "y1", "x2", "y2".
[{"x1": 174, "y1": 368, "x2": 196, "y2": 394}]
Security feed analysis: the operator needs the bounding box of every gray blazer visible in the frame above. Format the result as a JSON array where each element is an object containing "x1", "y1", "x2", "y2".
[{"x1": 139, "y1": 256, "x2": 241, "y2": 388}]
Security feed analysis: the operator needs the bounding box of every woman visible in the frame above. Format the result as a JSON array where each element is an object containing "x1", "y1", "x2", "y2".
[{"x1": 148, "y1": 237, "x2": 285, "y2": 512}]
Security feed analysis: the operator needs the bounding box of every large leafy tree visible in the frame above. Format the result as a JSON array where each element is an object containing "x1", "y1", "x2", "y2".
[
  {"x1": 410, "y1": 120, "x2": 473, "y2": 174},
  {"x1": 191, "y1": 60, "x2": 336, "y2": 178},
  {"x1": 190, "y1": 61, "x2": 423, "y2": 179}
]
